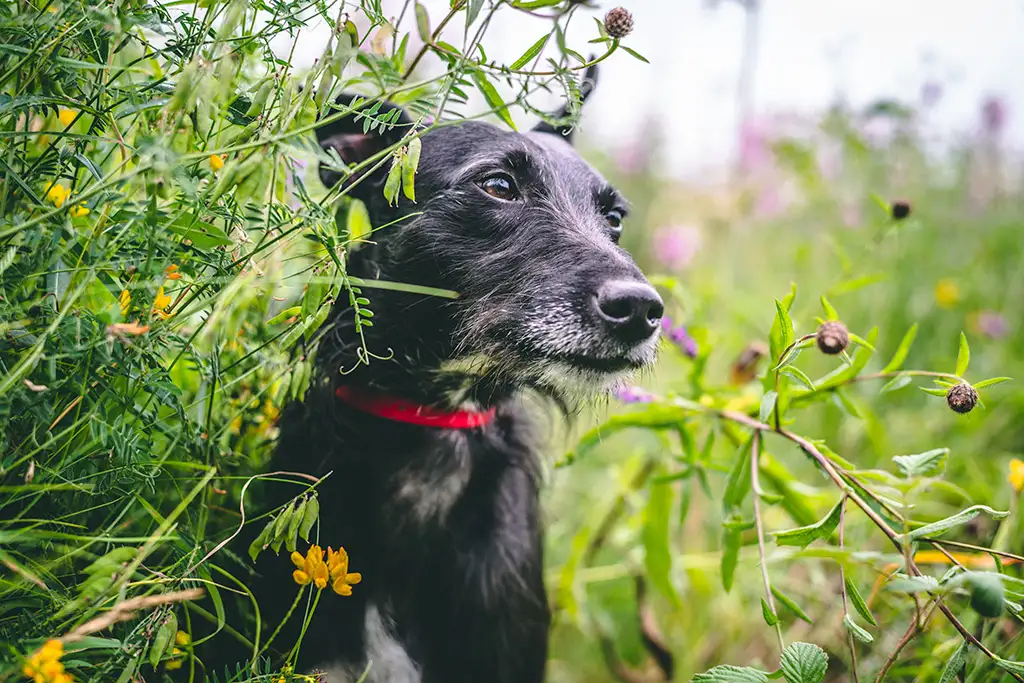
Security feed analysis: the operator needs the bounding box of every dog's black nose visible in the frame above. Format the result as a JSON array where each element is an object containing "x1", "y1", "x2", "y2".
[{"x1": 595, "y1": 281, "x2": 664, "y2": 342}]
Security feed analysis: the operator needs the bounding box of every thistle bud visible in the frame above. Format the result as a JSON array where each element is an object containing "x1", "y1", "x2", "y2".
[
  {"x1": 946, "y1": 383, "x2": 978, "y2": 414},
  {"x1": 891, "y1": 200, "x2": 911, "y2": 220},
  {"x1": 603, "y1": 7, "x2": 634, "y2": 39},
  {"x1": 816, "y1": 321, "x2": 849, "y2": 355}
]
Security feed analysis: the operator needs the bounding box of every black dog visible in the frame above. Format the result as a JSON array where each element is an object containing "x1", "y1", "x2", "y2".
[{"x1": 230, "y1": 68, "x2": 663, "y2": 683}]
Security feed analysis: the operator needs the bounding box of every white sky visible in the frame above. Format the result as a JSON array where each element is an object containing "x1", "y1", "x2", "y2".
[{"x1": 284, "y1": 0, "x2": 1024, "y2": 180}]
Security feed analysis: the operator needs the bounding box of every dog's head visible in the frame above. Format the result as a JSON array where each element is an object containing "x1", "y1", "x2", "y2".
[{"x1": 314, "y1": 69, "x2": 662, "y2": 402}]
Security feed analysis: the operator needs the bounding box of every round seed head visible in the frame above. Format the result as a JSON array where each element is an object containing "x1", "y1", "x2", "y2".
[
  {"x1": 946, "y1": 383, "x2": 978, "y2": 414},
  {"x1": 891, "y1": 200, "x2": 912, "y2": 220},
  {"x1": 603, "y1": 7, "x2": 635, "y2": 39},
  {"x1": 816, "y1": 321, "x2": 849, "y2": 355}
]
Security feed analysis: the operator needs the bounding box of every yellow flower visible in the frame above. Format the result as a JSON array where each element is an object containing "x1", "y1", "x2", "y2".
[
  {"x1": 175, "y1": 630, "x2": 191, "y2": 647},
  {"x1": 1009, "y1": 458, "x2": 1024, "y2": 494},
  {"x1": 57, "y1": 108, "x2": 77, "y2": 128},
  {"x1": 69, "y1": 204, "x2": 89, "y2": 218},
  {"x1": 261, "y1": 400, "x2": 279, "y2": 423},
  {"x1": 22, "y1": 639, "x2": 72, "y2": 683},
  {"x1": 326, "y1": 546, "x2": 362, "y2": 597},
  {"x1": 119, "y1": 289, "x2": 131, "y2": 316},
  {"x1": 45, "y1": 183, "x2": 70, "y2": 208},
  {"x1": 935, "y1": 279, "x2": 960, "y2": 309},
  {"x1": 166, "y1": 264, "x2": 182, "y2": 280},
  {"x1": 153, "y1": 286, "x2": 172, "y2": 319},
  {"x1": 209, "y1": 154, "x2": 226, "y2": 172},
  {"x1": 291, "y1": 545, "x2": 330, "y2": 590}
]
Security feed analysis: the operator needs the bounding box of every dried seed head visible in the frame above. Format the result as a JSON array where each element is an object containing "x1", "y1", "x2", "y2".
[
  {"x1": 816, "y1": 321, "x2": 849, "y2": 355},
  {"x1": 603, "y1": 7, "x2": 634, "y2": 39},
  {"x1": 891, "y1": 200, "x2": 911, "y2": 220},
  {"x1": 946, "y1": 383, "x2": 978, "y2": 414}
]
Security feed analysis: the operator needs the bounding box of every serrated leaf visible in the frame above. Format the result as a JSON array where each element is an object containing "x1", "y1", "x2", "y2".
[
  {"x1": 772, "y1": 585, "x2": 812, "y2": 623},
  {"x1": 402, "y1": 138, "x2": 421, "y2": 202},
  {"x1": 956, "y1": 332, "x2": 970, "y2": 377},
  {"x1": 906, "y1": 505, "x2": 1010, "y2": 540},
  {"x1": 974, "y1": 377, "x2": 1011, "y2": 389},
  {"x1": 759, "y1": 391, "x2": 778, "y2": 423},
  {"x1": 761, "y1": 598, "x2": 778, "y2": 626},
  {"x1": 774, "y1": 498, "x2": 843, "y2": 549},
  {"x1": 820, "y1": 295, "x2": 838, "y2": 321},
  {"x1": 844, "y1": 577, "x2": 877, "y2": 626},
  {"x1": 692, "y1": 665, "x2": 769, "y2": 682},
  {"x1": 471, "y1": 71, "x2": 516, "y2": 130},
  {"x1": 510, "y1": 34, "x2": 549, "y2": 70},
  {"x1": 892, "y1": 448, "x2": 948, "y2": 478},
  {"x1": 843, "y1": 614, "x2": 873, "y2": 643},
  {"x1": 780, "y1": 642, "x2": 828, "y2": 683},
  {"x1": 938, "y1": 641, "x2": 969, "y2": 683},
  {"x1": 881, "y1": 323, "x2": 918, "y2": 373},
  {"x1": 880, "y1": 374, "x2": 911, "y2": 393}
]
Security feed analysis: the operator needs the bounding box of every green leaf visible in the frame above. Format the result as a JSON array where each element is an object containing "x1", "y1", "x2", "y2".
[
  {"x1": 887, "y1": 574, "x2": 939, "y2": 593},
  {"x1": 820, "y1": 295, "x2": 838, "y2": 321},
  {"x1": 722, "y1": 437, "x2": 754, "y2": 514},
  {"x1": 782, "y1": 366, "x2": 815, "y2": 391},
  {"x1": 780, "y1": 642, "x2": 828, "y2": 683},
  {"x1": 843, "y1": 614, "x2": 873, "y2": 643},
  {"x1": 955, "y1": 332, "x2": 971, "y2": 377},
  {"x1": 994, "y1": 656, "x2": 1024, "y2": 675},
  {"x1": 643, "y1": 477, "x2": 680, "y2": 607},
  {"x1": 833, "y1": 388, "x2": 861, "y2": 418},
  {"x1": 768, "y1": 285, "x2": 796, "y2": 363},
  {"x1": 149, "y1": 614, "x2": 176, "y2": 668},
  {"x1": 774, "y1": 498, "x2": 843, "y2": 549},
  {"x1": 906, "y1": 505, "x2": 1010, "y2": 540},
  {"x1": 844, "y1": 577, "x2": 877, "y2": 626},
  {"x1": 880, "y1": 374, "x2": 911, "y2": 394},
  {"x1": 881, "y1": 323, "x2": 917, "y2": 373},
  {"x1": 772, "y1": 586, "x2": 813, "y2": 624},
  {"x1": 247, "y1": 521, "x2": 273, "y2": 562},
  {"x1": 692, "y1": 666, "x2": 769, "y2": 682},
  {"x1": 298, "y1": 494, "x2": 319, "y2": 541},
  {"x1": 761, "y1": 597, "x2": 778, "y2": 626},
  {"x1": 892, "y1": 448, "x2": 948, "y2": 478},
  {"x1": 402, "y1": 138, "x2": 422, "y2": 202},
  {"x1": 466, "y1": 0, "x2": 483, "y2": 24},
  {"x1": 510, "y1": 35, "x2": 550, "y2": 70},
  {"x1": 285, "y1": 498, "x2": 306, "y2": 553},
  {"x1": 775, "y1": 299, "x2": 795, "y2": 351},
  {"x1": 346, "y1": 198, "x2": 373, "y2": 243},
  {"x1": 973, "y1": 377, "x2": 1012, "y2": 390},
  {"x1": 167, "y1": 214, "x2": 233, "y2": 248},
  {"x1": 920, "y1": 386, "x2": 948, "y2": 397},
  {"x1": 620, "y1": 45, "x2": 650, "y2": 63},
  {"x1": 759, "y1": 391, "x2": 778, "y2": 423},
  {"x1": 721, "y1": 524, "x2": 742, "y2": 593},
  {"x1": 937, "y1": 641, "x2": 969, "y2": 683},
  {"x1": 415, "y1": 2, "x2": 431, "y2": 41},
  {"x1": 471, "y1": 70, "x2": 516, "y2": 130}
]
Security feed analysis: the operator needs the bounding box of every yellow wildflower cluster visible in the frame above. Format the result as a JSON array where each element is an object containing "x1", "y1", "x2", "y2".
[
  {"x1": 153, "y1": 287, "x2": 172, "y2": 319},
  {"x1": 164, "y1": 631, "x2": 191, "y2": 671},
  {"x1": 291, "y1": 545, "x2": 362, "y2": 596},
  {"x1": 22, "y1": 640, "x2": 72, "y2": 683},
  {"x1": 209, "y1": 154, "x2": 226, "y2": 172},
  {"x1": 1009, "y1": 458, "x2": 1024, "y2": 494},
  {"x1": 934, "y1": 279, "x2": 960, "y2": 309},
  {"x1": 44, "y1": 182, "x2": 89, "y2": 216}
]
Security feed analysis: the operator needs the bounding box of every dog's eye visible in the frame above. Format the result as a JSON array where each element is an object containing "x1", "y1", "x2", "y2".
[
  {"x1": 605, "y1": 210, "x2": 624, "y2": 241},
  {"x1": 479, "y1": 173, "x2": 519, "y2": 201}
]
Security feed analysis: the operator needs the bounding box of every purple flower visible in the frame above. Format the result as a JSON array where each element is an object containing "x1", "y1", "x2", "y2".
[
  {"x1": 975, "y1": 310, "x2": 1009, "y2": 340},
  {"x1": 662, "y1": 317, "x2": 698, "y2": 358},
  {"x1": 613, "y1": 385, "x2": 656, "y2": 404},
  {"x1": 921, "y1": 81, "x2": 943, "y2": 107},
  {"x1": 651, "y1": 225, "x2": 702, "y2": 272},
  {"x1": 982, "y1": 96, "x2": 1008, "y2": 136}
]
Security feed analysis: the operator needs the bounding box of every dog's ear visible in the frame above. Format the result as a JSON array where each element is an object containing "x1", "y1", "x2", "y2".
[
  {"x1": 532, "y1": 62, "x2": 599, "y2": 144},
  {"x1": 315, "y1": 94, "x2": 415, "y2": 190}
]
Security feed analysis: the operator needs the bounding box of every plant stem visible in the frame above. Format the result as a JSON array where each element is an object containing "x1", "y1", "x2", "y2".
[
  {"x1": 838, "y1": 497, "x2": 860, "y2": 682},
  {"x1": 750, "y1": 431, "x2": 784, "y2": 655}
]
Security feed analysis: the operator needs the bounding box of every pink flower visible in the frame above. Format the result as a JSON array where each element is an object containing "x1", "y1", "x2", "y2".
[
  {"x1": 613, "y1": 385, "x2": 656, "y2": 404},
  {"x1": 651, "y1": 225, "x2": 702, "y2": 271},
  {"x1": 661, "y1": 317, "x2": 698, "y2": 358},
  {"x1": 981, "y1": 96, "x2": 1007, "y2": 136}
]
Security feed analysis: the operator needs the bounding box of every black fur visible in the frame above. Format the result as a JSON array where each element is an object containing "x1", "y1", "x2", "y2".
[{"x1": 211, "y1": 68, "x2": 663, "y2": 683}]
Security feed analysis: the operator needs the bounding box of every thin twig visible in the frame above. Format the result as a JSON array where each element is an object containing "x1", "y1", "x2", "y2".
[
  {"x1": 750, "y1": 431, "x2": 784, "y2": 655},
  {"x1": 838, "y1": 496, "x2": 860, "y2": 682}
]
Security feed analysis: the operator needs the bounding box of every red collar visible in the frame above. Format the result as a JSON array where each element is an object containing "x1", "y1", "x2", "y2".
[{"x1": 335, "y1": 385, "x2": 497, "y2": 429}]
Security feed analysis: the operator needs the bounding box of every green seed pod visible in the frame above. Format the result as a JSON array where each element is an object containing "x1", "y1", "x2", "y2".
[
  {"x1": 245, "y1": 78, "x2": 275, "y2": 118},
  {"x1": 285, "y1": 498, "x2": 307, "y2": 553},
  {"x1": 298, "y1": 494, "x2": 319, "y2": 541}
]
